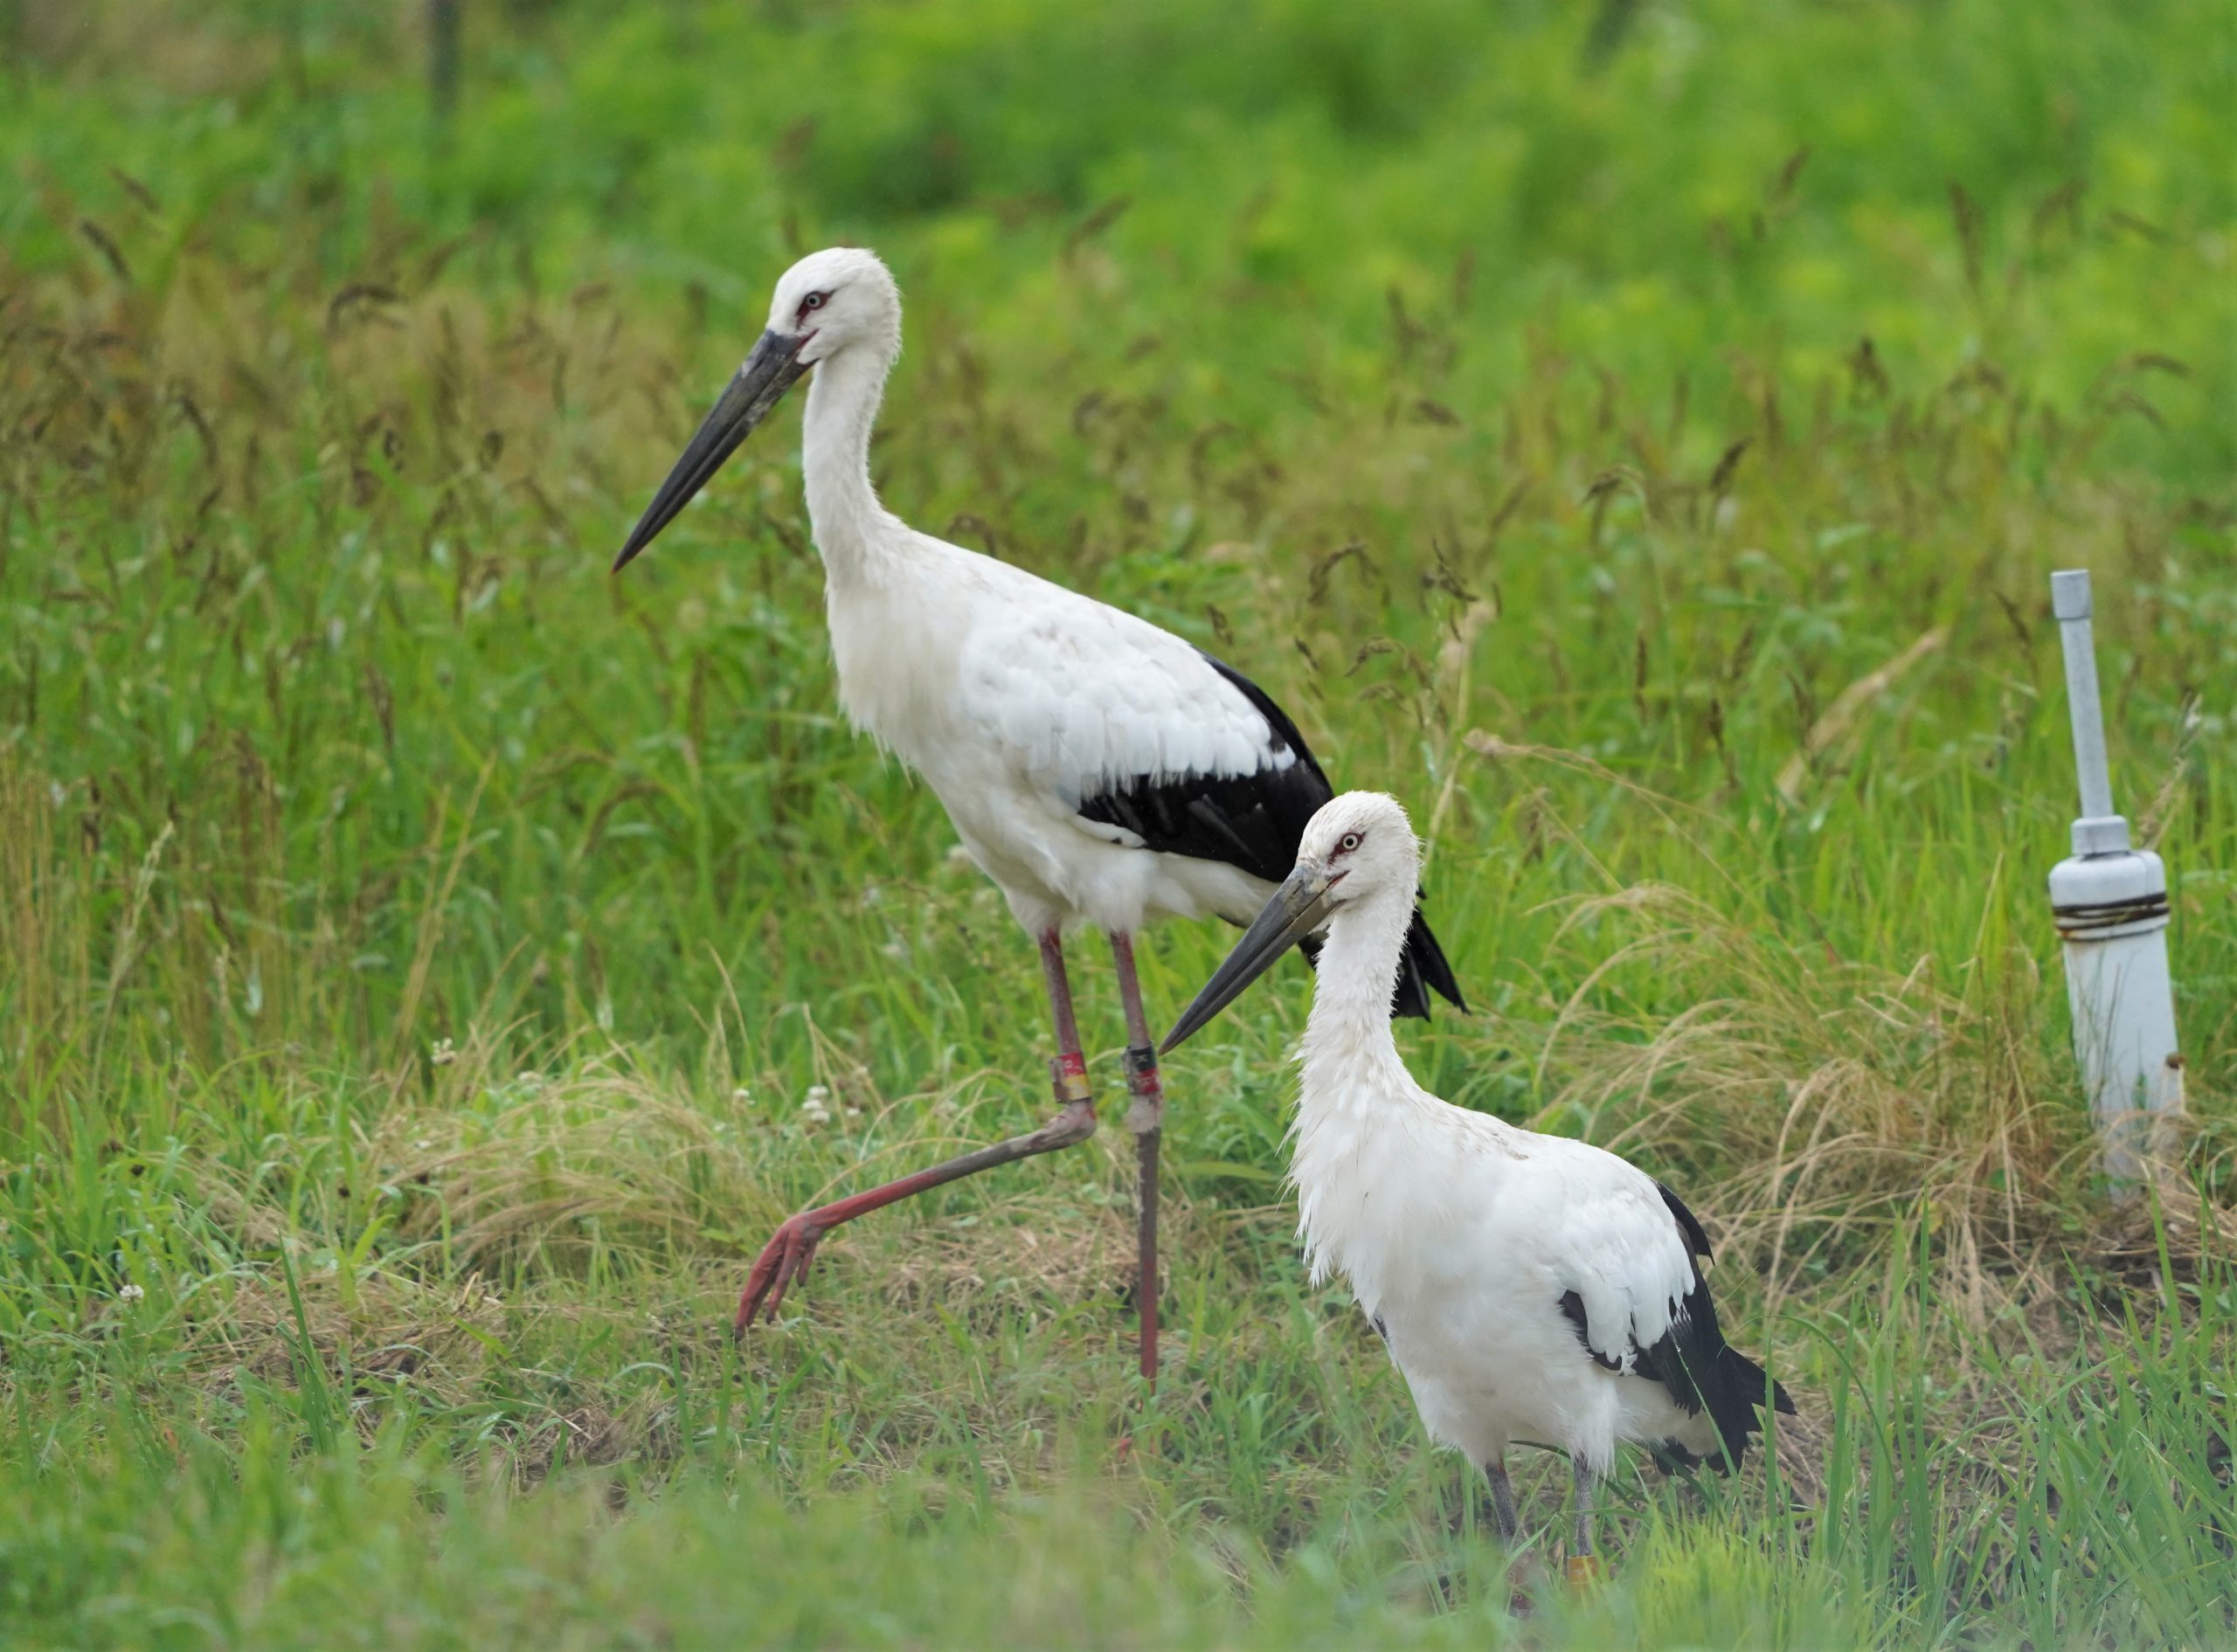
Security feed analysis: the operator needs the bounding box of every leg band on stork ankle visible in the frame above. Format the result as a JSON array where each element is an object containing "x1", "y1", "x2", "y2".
[
  {"x1": 1124, "y1": 1044, "x2": 1164, "y2": 1134},
  {"x1": 1050, "y1": 1048, "x2": 1093, "y2": 1107}
]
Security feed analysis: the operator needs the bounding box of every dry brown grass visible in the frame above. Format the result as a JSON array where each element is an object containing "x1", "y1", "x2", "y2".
[{"x1": 1537, "y1": 882, "x2": 2084, "y2": 1307}]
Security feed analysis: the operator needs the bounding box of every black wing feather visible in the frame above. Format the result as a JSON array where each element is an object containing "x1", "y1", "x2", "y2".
[
  {"x1": 1657, "y1": 1180, "x2": 1716, "y2": 1260},
  {"x1": 1555, "y1": 1180, "x2": 1797, "y2": 1471},
  {"x1": 1076, "y1": 650, "x2": 1464, "y2": 1020}
]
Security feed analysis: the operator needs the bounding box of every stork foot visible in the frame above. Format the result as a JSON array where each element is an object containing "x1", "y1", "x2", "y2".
[
  {"x1": 736, "y1": 1213, "x2": 827, "y2": 1331},
  {"x1": 730, "y1": 930, "x2": 1109, "y2": 1340},
  {"x1": 729, "y1": 1098, "x2": 1098, "y2": 1335}
]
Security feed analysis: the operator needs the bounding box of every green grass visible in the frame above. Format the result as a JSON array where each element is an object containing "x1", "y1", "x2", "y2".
[{"x1": 3, "y1": 1, "x2": 2234, "y2": 1645}]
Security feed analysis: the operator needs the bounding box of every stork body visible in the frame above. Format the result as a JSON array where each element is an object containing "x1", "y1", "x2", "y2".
[
  {"x1": 613, "y1": 250, "x2": 1460, "y2": 1374},
  {"x1": 1162, "y1": 792, "x2": 1793, "y2": 1571},
  {"x1": 816, "y1": 521, "x2": 1302, "y2": 940}
]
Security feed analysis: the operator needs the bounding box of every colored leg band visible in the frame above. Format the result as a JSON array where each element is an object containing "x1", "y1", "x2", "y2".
[
  {"x1": 1124, "y1": 1044, "x2": 1164, "y2": 1134},
  {"x1": 1051, "y1": 1048, "x2": 1093, "y2": 1106}
]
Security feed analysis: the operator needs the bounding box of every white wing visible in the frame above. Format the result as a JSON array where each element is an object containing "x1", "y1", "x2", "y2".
[
  {"x1": 1539, "y1": 1142, "x2": 1701, "y2": 1373},
  {"x1": 955, "y1": 576, "x2": 1294, "y2": 805}
]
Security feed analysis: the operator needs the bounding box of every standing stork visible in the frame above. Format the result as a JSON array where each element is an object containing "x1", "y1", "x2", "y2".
[
  {"x1": 612, "y1": 249, "x2": 1463, "y2": 1377},
  {"x1": 1161, "y1": 792, "x2": 1794, "y2": 1575}
]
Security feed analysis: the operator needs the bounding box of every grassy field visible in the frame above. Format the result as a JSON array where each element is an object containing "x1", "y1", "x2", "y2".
[{"x1": 3, "y1": 2, "x2": 2234, "y2": 1646}]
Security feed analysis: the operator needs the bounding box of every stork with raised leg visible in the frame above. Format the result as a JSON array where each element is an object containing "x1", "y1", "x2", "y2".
[
  {"x1": 1161, "y1": 792, "x2": 1794, "y2": 1576},
  {"x1": 611, "y1": 249, "x2": 1463, "y2": 1379}
]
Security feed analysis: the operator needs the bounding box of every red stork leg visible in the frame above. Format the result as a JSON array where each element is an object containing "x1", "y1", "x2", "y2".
[
  {"x1": 735, "y1": 930, "x2": 1098, "y2": 1331},
  {"x1": 1110, "y1": 931, "x2": 1165, "y2": 1386}
]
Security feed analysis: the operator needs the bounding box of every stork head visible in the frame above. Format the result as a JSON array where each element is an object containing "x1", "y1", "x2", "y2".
[
  {"x1": 766, "y1": 245, "x2": 902, "y2": 367},
  {"x1": 612, "y1": 246, "x2": 902, "y2": 571},
  {"x1": 1161, "y1": 792, "x2": 1420, "y2": 1051},
  {"x1": 1292, "y1": 791, "x2": 1421, "y2": 901}
]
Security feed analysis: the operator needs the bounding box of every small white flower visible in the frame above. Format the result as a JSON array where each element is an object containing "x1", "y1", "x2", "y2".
[
  {"x1": 844, "y1": 1106, "x2": 863, "y2": 1121},
  {"x1": 731, "y1": 1087, "x2": 754, "y2": 1106},
  {"x1": 118, "y1": 1282, "x2": 145, "y2": 1303},
  {"x1": 431, "y1": 1038, "x2": 457, "y2": 1068},
  {"x1": 414, "y1": 1138, "x2": 432, "y2": 1151},
  {"x1": 805, "y1": 1084, "x2": 830, "y2": 1107}
]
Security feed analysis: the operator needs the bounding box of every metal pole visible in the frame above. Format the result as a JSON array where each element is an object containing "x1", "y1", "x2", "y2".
[
  {"x1": 2045, "y1": 570, "x2": 2183, "y2": 1197},
  {"x1": 2051, "y1": 572, "x2": 2120, "y2": 840}
]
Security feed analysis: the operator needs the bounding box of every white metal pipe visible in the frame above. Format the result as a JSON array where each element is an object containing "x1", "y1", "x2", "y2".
[
  {"x1": 2048, "y1": 577, "x2": 2111, "y2": 840},
  {"x1": 2046, "y1": 570, "x2": 2182, "y2": 1196}
]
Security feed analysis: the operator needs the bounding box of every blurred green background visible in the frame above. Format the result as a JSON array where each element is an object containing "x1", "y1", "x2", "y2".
[{"x1": 2, "y1": 3, "x2": 2232, "y2": 1648}]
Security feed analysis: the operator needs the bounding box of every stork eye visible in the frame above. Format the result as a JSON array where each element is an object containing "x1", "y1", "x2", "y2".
[
  {"x1": 801, "y1": 291, "x2": 829, "y2": 313},
  {"x1": 1337, "y1": 832, "x2": 1364, "y2": 854}
]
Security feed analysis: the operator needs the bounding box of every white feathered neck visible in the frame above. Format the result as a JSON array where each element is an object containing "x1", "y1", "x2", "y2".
[
  {"x1": 1289, "y1": 871, "x2": 1463, "y2": 1291},
  {"x1": 800, "y1": 338, "x2": 904, "y2": 587}
]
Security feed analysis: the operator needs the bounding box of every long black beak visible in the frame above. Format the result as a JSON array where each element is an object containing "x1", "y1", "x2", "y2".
[
  {"x1": 612, "y1": 329, "x2": 810, "y2": 572},
  {"x1": 1160, "y1": 862, "x2": 1337, "y2": 1054}
]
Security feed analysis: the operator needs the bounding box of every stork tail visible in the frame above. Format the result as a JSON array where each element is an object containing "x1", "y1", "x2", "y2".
[
  {"x1": 1391, "y1": 903, "x2": 1465, "y2": 1020},
  {"x1": 1659, "y1": 1346, "x2": 1797, "y2": 1475}
]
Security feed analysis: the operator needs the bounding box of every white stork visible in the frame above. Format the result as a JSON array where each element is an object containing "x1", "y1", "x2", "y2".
[
  {"x1": 1160, "y1": 791, "x2": 1794, "y2": 1576},
  {"x1": 612, "y1": 248, "x2": 1463, "y2": 1375}
]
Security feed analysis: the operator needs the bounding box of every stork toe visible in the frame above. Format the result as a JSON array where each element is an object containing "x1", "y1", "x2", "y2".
[{"x1": 735, "y1": 1214, "x2": 822, "y2": 1331}]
